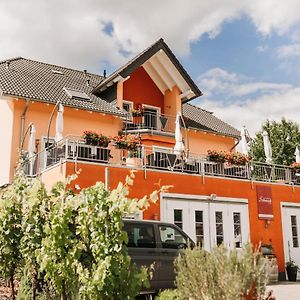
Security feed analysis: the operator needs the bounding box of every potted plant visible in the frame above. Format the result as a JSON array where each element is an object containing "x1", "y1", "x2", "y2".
[
  {"x1": 289, "y1": 162, "x2": 300, "y2": 183},
  {"x1": 286, "y1": 260, "x2": 299, "y2": 281},
  {"x1": 83, "y1": 131, "x2": 111, "y2": 162},
  {"x1": 207, "y1": 150, "x2": 226, "y2": 163},
  {"x1": 131, "y1": 105, "x2": 144, "y2": 124},
  {"x1": 83, "y1": 131, "x2": 110, "y2": 147},
  {"x1": 131, "y1": 104, "x2": 144, "y2": 117},
  {"x1": 113, "y1": 134, "x2": 142, "y2": 167},
  {"x1": 83, "y1": 130, "x2": 99, "y2": 146},
  {"x1": 225, "y1": 152, "x2": 251, "y2": 166},
  {"x1": 113, "y1": 134, "x2": 139, "y2": 150}
]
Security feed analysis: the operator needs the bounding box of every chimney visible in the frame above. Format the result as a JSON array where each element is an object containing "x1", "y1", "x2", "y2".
[{"x1": 103, "y1": 69, "x2": 107, "y2": 78}]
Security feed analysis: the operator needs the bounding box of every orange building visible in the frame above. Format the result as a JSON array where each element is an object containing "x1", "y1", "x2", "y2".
[{"x1": 0, "y1": 39, "x2": 299, "y2": 281}]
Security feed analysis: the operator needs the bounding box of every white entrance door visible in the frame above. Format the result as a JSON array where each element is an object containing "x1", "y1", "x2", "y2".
[
  {"x1": 282, "y1": 205, "x2": 300, "y2": 278},
  {"x1": 161, "y1": 197, "x2": 249, "y2": 251},
  {"x1": 210, "y1": 203, "x2": 249, "y2": 250}
]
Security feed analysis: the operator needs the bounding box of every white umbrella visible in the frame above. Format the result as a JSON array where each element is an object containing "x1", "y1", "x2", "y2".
[
  {"x1": 295, "y1": 147, "x2": 300, "y2": 163},
  {"x1": 28, "y1": 124, "x2": 36, "y2": 175},
  {"x1": 263, "y1": 131, "x2": 272, "y2": 164},
  {"x1": 55, "y1": 103, "x2": 64, "y2": 143},
  {"x1": 241, "y1": 126, "x2": 249, "y2": 155},
  {"x1": 174, "y1": 113, "x2": 184, "y2": 155}
]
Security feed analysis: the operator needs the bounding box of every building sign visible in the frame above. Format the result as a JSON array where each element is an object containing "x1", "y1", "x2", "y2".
[{"x1": 256, "y1": 186, "x2": 273, "y2": 220}]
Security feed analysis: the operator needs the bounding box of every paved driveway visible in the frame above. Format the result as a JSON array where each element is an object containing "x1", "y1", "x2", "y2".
[{"x1": 267, "y1": 282, "x2": 300, "y2": 300}]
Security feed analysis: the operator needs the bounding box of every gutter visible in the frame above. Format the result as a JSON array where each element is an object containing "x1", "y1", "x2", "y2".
[{"x1": 20, "y1": 99, "x2": 30, "y2": 147}]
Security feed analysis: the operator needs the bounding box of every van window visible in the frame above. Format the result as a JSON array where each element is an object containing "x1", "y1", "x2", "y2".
[
  {"x1": 159, "y1": 225, "x2": 187, "y2": 249},
  {"x1": 124, "y1": 223, "x2": 156, "y2": 248}
]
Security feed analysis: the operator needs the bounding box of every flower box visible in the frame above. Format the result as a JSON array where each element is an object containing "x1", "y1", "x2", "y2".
[
  {"x1": 113, "y1": 134, "x2": 140, "y2": 152},
  {"x1": 83, "y1": 131, "x2": 110, "y2": 147}
]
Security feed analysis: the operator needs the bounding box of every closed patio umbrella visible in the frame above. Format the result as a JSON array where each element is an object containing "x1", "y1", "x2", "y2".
[
  {"x1": 174, "y1": 113, "x2": 184, "y2": 155},
  {"x1": 241, "y1": 126, "x2": 249, "y2": 155},
  {"x1": 55, "y1": 103, "x2": 64, "y2": 143},
  {"x1": 263, "y1": 131, "x2": 272, "y2": 164},
  {"x1": 295, "y1": 147, "x2": 300, "y2": 163},
  {"x1": 28, "y1": 124, "x2": 36, "y2": 175}
]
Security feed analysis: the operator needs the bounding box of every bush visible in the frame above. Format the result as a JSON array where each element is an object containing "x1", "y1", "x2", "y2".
[
  {"x1": 174, "y1": 244, "x2": 268, "y2": 300},
  {"x1": 155, "y1": 289, "x2": 180, "y2": 300}
]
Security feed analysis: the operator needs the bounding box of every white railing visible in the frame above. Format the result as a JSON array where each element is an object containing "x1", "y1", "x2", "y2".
[{"x1": 22, "y1": 137, "x2": 298, "y2": 185}]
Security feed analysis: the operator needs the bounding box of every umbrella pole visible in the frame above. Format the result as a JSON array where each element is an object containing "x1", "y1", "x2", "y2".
[
  {"x1": 20, "y1": 122, "x2": 34, "y2": 150},
  {"x1": 46, "y1": 101, "x2": 60, "y2": 149},
  {"x1": 180, "y1": 114, "x2": 189, "y2": 158}
]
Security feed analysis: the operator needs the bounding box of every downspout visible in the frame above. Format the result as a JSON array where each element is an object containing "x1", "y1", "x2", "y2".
[{"x1": 20, "y1": 99, "x2": 30, "y2": 147}]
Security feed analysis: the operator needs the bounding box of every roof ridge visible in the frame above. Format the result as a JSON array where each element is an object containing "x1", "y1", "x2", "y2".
[
  {"x1": 0, "y1": 56, "x2": 104, "y2": 79},
  {"x1": 185, "y1": 102, "x2": 213, "y2": 114},
  {"x1": 0, "y1": 56, "x2": 23, "y2": 64}
]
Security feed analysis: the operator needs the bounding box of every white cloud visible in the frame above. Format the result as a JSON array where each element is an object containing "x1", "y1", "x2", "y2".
[
  {"x1": 256, "y1": 45, "x2": 269, "y2": 52},
  {"x1": 198, "y1": 68, "x2": 291, "y2": 98},
  {"x1": 0, "y1": 0, "x2": 300, "y2": 72},
  {"x1": 277, "y1": 44, "x2": 300, "y2": 58},
  {"x1": 194, "y1": 68, "x2": 300, "y2": 136}
]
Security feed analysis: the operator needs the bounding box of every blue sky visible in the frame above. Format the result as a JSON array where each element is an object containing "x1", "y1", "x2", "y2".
[
  {"x1": 1, "y1": 0, "x2": 300, "y2": 135},
  {"x1": 183, "y1": 18, "x2": 293, "y2": 84}
]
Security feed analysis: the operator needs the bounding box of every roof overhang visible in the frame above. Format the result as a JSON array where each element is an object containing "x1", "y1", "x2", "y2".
[{"x1": 93, "y1": 38, "x2": 202, "y2": 102}]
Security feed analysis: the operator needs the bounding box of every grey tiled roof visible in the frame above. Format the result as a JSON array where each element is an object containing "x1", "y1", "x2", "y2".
[
  {"x1": 183, "y1": 103, "x2": 240, "y2": 138},
  {"x1": 0, "y1": 57, "x2": 123, "y2": 115}
]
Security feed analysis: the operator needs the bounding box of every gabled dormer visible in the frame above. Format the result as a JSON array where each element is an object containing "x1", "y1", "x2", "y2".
[{"x1": 93, "y1": 38, "x2": 202, "y2": 135}]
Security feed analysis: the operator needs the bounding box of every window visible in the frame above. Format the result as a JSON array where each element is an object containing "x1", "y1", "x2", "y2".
[
  {"x1": 215, "y1": 211, "x2": 224, "y2": 246},
  {"x1": 174, "y1": 209, "x2": 183, "y2": 229},
  {"x1": 233, "y1": 212, "x2": 242, "y2": 248},
  {"x1": 123, "y1": 223, "x2": 156, "y2": 248},
  {"x1": 159, "y1": 225, "x2": 187, "y2": 249},
  {"x1": 291, "y1": 215, "x2": 299, "y2": 248},
  {"x1": 123, "y1": 101, "x2": 133, "y2": 121},
  {"x1": 195, "y1": 210, "x2": 204, "y2": 247},
  {"x1": 143, "y1": 106, "x2": 160, "y2": 130}
]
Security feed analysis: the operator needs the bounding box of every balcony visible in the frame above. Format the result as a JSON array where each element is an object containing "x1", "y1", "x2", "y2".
[
  {"x1": 123, "y1": 111, "x2": 177, "y2": 136},
  {"x1": 22, "y1": 137, "x2": 300, "y2": 186}
]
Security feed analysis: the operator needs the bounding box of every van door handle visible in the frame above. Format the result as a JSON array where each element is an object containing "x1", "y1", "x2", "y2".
[
  {"x1": 161, "y1": 250, "x2": 169, "y2": 254},
  {"x1": 147, "y1": 250, "x2": 156, "y2": 254}
]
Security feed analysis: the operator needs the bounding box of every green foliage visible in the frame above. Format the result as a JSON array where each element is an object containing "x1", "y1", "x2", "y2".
[
  {"x1": 36, "y1": 171, "x2": 161, "y2": 299},
  {"x1": 20, "y1": 179, "x2": 50, "y2": 299},
  {"x1": 174, "y1": 244, "x2": 268, "y2": 300},
  {"x1": 155, "y1": 289, "x2": 180, "y2": 300},
  {"x1": 0, "y1": 169, "x2": 164, "y2": 299},
  {"x1": 0, "y1": 169, "x2": 29, "y2": 298},
  {"x1": 37, "y1": 179, "x2": 80, "y2": 299},
  {"x1": 250, "y1": 118, "x2": 300, "y2": 165}
]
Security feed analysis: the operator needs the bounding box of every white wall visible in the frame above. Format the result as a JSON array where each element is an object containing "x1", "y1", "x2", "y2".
[{"x1": 0, "y1": 97, "x2": 14, "y2": 185}]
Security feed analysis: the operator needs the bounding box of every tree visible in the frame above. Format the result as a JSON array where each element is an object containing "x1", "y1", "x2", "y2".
[
  {"x1": 250, "y1": 118, "x2": 300, "y2": 165},
  {"x1": 0, "y1": 169, "x2": 28, "y2": 300}
]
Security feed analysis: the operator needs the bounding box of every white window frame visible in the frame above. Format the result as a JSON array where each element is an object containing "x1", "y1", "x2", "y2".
[
  {"x1": 122, "y1": 100, "x2": 134, "y2": 122},
  {"x1": 142, "y1": 104, "x2": 161, "y2": 130}
]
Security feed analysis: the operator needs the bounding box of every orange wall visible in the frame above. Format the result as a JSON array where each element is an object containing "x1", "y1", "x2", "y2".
[
  {"x1": 164, "y1": 86, "x2": 181, "y2": 117},
  {"x1": 61, "y1": 161, "x2": 300, "y2": 274},
  {"x1": 188, "y1": 130, "x2": 236, "y2": 155},
  {"x1": 123, "y1": 67, "x2": 164, "y2": 112},
  {"x1": 9, "y1": 99, "x2": 122, "y2": 181}
]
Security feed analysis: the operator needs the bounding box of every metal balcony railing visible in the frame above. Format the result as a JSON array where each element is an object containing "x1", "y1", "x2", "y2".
[
  {"x1": 123, "y1": 112, "x2": 177, "y2": 134},
  {"x1": 22, "y1": 137, "x2": 299, "y2": 186}
]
